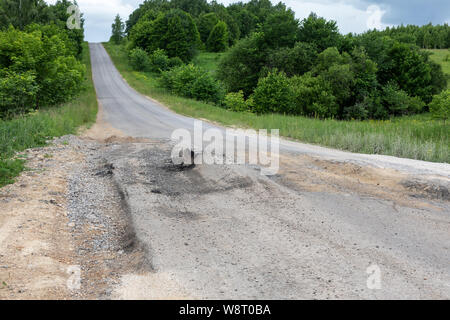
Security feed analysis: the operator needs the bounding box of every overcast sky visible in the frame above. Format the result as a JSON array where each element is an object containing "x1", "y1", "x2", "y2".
[{"x1": 47, "y1": 0, "x2": 450, "y2": 43}]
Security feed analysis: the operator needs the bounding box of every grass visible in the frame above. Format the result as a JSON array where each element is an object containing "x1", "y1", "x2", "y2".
[
  {"x1": 104, "y1": 42, "x2": 449, "y2": 164},
  {"x1": 0, "y1": 42, "x2": 98, "y2": 188},
  {"x1": 193, "y1": 51, "x2": 225, "y2": 76},
  {"x1": 426, "y1": 49, "x2": 450, "y2": 88}
]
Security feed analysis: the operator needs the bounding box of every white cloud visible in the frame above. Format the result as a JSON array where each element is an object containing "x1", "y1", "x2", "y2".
[
  {"x1": 47, "y1": 0, "x2": 134, "y2": 42},
  {"x1": 366, "y1": 5, "x2": 390, "y2": 30},
  {"x1": 282, "y1": 0, "x2": 381, "y2": 34},
  {"x1": 78, "y1": 0, "x2": 134, "y2": 42}
]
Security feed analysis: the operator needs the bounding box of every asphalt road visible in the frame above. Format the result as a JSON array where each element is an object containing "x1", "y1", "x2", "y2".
[{"x1": 89, "y1": 43, "x2": 450, "y2": 299}]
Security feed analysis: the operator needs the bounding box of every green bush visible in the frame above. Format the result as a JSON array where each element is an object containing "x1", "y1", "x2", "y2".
[
  {"x1": 344, "y1": 101, "x2": 369, "y2": 120},
  {"x1": 224, "y1": 91, "x2": 251, "y2": 112},
  {"x1": 160, "y1": 64, "x2": 225, "y2": 104},
  {"x1": 168, "y1": 57, "x2": 184, "y2": 69},
  {"x1": 430, "y1": 89, "x2": 449, "y2": 122},
  {"x1": 382, "y1": 83, "x2": 425, "y2": 116},
  {"x1": 0, "y1": 70, "x2": 38, "y2": 117},
  {"x1": 0, "y1": 26, "x2": 85, "y2": 116},
  {"x1": 129, "y1": 48, "x2": 151, "y2": 71},
  {"x1": 290, "y1": 73, "x2": 338, "y2": 118},
  {"x1": 251, "y1": 71, "x2": 295, "y2": 114},
  {"x1": 149, "y1": 49, "x2": 170, "y2": 72}
]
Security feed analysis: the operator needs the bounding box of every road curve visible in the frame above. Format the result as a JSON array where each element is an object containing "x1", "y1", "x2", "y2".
[{"x1": 89, "y1": 43, "x2": 450, "y2": 299}]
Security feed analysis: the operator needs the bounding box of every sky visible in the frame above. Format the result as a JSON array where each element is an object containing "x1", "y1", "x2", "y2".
[{"x1": 47, "y1": 0, "x2": 450, "y2": 43}]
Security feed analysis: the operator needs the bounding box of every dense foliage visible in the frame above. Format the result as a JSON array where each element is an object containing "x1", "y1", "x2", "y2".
[
  {"x1": 123, "y1": 0, "x2": 448, "y2": 120},
  {"x1": 0, "y1": 0, "x2": 85, "y2": 118},
  {"x1": 129, "y1": 9, "x2": 200, "y2": 62},
  {"x1": 160, "y1": 64, "x2": 224, "y2": 104}
]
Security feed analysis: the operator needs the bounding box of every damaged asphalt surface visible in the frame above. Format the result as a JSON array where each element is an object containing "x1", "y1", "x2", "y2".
[{"x1": 84, "y1": 43, "x2": 450, "y2": 299}]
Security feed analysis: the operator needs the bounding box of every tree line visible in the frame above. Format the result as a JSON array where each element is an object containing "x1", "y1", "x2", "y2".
[
  {"x1": 115, "y1": 0, "x2": 449, "y2": 121},
  {"x1": 0, "y1": 0, "x2": 85, "y2": 118},
  {"x1": 368, "y1": 24, "x2": 450, "y2": 50}
]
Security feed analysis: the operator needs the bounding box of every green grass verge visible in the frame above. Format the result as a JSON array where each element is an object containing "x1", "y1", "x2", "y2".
[
  {"x1": 104, "y1": 42, "x2": 449, "y2": 164},
  {"x1": 426, "y1": 49, "x2": 450, "y2": 88},
  {"x1": 0, "y1": 42, "x2": 98, "y2": 188}
]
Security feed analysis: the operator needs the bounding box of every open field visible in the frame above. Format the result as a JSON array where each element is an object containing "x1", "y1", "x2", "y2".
[
  {"x1": 104, "y1": 43, "x2": 449, "y2": 164},
  {"x1": 0, "y1": 43, "x2": 98, "y2": 187}
]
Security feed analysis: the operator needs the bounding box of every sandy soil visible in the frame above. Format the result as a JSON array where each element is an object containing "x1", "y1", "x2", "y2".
[{"x1": 0, "y1": 141, "x2": 82, "y2": 299}]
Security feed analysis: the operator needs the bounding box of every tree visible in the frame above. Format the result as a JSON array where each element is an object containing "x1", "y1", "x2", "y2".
[
  {"x1": 111, "y1": 14, "x2": 124, "y2": 44},
  {"x1": 125, "y1": 0, "x2": 171, "y2": 35},
  {"x1": 170, "y1": 0, "x2": 209, "y2": 18},
  {"x1": 0, "y1": 0, "x2": 50, "y2": 29},
  {"x1": 230, "y1": 8, "x2": 257, "y2": 38},
  {"x1": 210, "y1": 2, "x2": 240, "y2": 45},
  {"x1": 290, "y1": 73, "x2": 338, "y2": 118},
  {"x1": 0, "y1": 26, "x2": 84, "y2": 114},
  {"x1": 197, "y1": 12, "x2": 219, "y2": 44},
  {"x1": 130, "y1": 9, "x2": 201, "y2": 62},
  {"x1": 207, "y1": 21, "x2": 229, "y2": 52},
  {"x1": 218, "y1": 32, "x2": 267, "y2": 96},
  {"x1": 251, "y1": 70, "x2": 295, "y2": 114},
  {"x1": 298, "y1": 13, "x2": 342, "y2": 52},
  {"x1": 261, "y1": 9, "x2": 298, "y2": 48},
  {"x1": 266, "y1": 42, "x2": 318, "y2": 76},
  {"x1": 430, "y1": 89, "x2": 450, "y2": 123}
]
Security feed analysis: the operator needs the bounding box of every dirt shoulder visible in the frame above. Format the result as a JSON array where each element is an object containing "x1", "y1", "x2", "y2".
[
  {"x1": 0, "y1": 139, "x2": 82, "y2": 299},
  {"x1": 0, "y1": 111, "x2": 148, "y2": 299}
]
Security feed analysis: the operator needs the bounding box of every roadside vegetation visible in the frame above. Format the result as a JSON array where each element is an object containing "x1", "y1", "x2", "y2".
[
  {"x1": 0, "y1": 0, "x2": 97, "y2": 187},
  {"x1": 105, "y1": 42, "x2": 448, "y2": 163},
  {"x1": 104, "y1": 0, "x2": 449, "y2": 163}
]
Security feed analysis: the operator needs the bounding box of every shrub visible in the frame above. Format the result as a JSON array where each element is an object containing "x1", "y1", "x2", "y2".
[
  {"x1": 344, "y1": 102, "x2": 369, "y2": 120},
  {"x1": 0, "y1": 26, "x2": 85, "y2": 115},
  {"x1": 0, "y1": 70, "x2": 38, "y2": 117},
  {"x1": 429, "y1": 89, "x2": 449, "y2": 122},
  {"x1": 129, "y1": 48, "x2": 151, "y2": 72},
  {"x1": 290, "y1": 73, "x2": 339, "y2": 118},
  {"x1": 168, "y1": 57, "x2": 184, "y2": 69},
  {"x1": 148, "y1": 49, "x2": 170, "y2": 73},
  {"x1": 251, "y1": 71, "x2": 295, "y2": 114},
  {"x1": 160, "y1": 64, "x2": 225, "y2": 104},
  {"x1": 382, "y1": 82, "x2": 425, "y2": 116},
  {"x1": 261, "y1": 10, "x2": 299, "y2": 48},
  {"x1": 224, "y1": 91, "x2": 251, "y2": 112}
]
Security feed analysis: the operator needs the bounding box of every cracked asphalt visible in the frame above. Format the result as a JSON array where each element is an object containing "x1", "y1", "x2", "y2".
[{"x1": 89, "y1": 43, "x2": 450, "y2": 299}]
